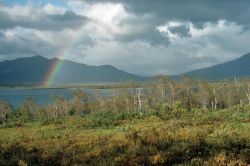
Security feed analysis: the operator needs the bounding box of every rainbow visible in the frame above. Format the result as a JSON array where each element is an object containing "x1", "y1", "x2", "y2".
[{"x1": 42, "y1": 27, "x2": 84, "y2": 87}]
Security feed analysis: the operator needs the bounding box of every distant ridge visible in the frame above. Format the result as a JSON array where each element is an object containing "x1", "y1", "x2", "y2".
[
  {"x1": 1, "y1": 53, "x2": 250, "y2": 85},
  {"x1": 0, "y1": 55, "x2": 145, "y2": 85},
  {"x1": 180, "y1": 53, "x2": 250, "y2": 80}
]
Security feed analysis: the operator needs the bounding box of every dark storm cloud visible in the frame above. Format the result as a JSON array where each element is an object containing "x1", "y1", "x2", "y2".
[
  {"x1": 169, "y1": 25, "x2": 191, "y2": 38},
  {"x1": 79, "y1": 0, "x2": 250, "y2": 45},
  {"x1": 84, "y1": 0, "x2": 250, "y2": 25},
  {"x1": 0, "y1": 11, "x2": 16, "y2": 29},
  {"x1": 0, "y1": 10, "x2": 89, "y2": 31},
  {"x1": 114, "y1": 21, "x2": 170, "y2": 46},
  {"x1": 0, "y1": 31, "x2": 4, "y2": 38},
  {"x1": 1, "y1": 0, "x2": 250, "y2": 75},
  {"x1": 0, "y1": 29, "x2": 52, "y2": 56}
]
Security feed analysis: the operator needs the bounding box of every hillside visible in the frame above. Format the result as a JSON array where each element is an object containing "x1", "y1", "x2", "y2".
[
  {"x1": 0, "y1": 55, "x2": 145, "y2": 84},
  {"x1": 182, "y1": 53, "x2": 250, "y2": 80}
]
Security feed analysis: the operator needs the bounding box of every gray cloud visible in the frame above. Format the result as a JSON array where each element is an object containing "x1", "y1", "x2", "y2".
[
  {"x1": 114, "y1": 23, "x2": 170, "y2": 46},
  {"x1": 0, "y1": 1, "x2": 250, "y2": 76},
  {"x1": 77, "y1": 0, "x2": 250, "y2": 46},
  {"x1": 0, "y1": 8, "x2": 89, "y2": 31},
  {"x1": 0, "y1": 28, "x2": 54, "y2": 58},
  {"x1": 168, "y1": 25, "x2": 190, "y2": 38},
  {"x1": 91, "y1": 0, "x2": 250, "y2": 25}
]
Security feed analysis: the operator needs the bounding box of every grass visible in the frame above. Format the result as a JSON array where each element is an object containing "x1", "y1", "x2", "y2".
[{"x1": 0, "y1": 108, "x2": 249, "y2": 165}]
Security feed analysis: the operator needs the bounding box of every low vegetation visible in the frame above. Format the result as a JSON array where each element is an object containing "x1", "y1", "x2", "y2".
[{"x1": 0, "y1": 76, "x2": 250, "y2": 165}]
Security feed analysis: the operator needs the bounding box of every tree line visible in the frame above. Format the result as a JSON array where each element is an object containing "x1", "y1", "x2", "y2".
[{"x1": 1, "y1": 76, "x2": 250, "y2": 124}]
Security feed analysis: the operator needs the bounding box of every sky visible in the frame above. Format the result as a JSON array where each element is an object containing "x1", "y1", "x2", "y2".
[{"x1": 0, "y1": 0, "x2": 250, "y2": 76}]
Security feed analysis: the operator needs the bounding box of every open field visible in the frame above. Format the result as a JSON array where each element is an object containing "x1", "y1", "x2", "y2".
[
  {"x1": 1, "y1": 77, "x2": 250, "y2": 165},
  {"x1": 0, "y1": 107, "x2": 249, "y2": 165}
]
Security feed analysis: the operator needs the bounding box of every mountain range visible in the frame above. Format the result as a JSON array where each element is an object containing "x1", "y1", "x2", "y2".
[
  {"x1": 181, "y1": 53, "x2": 250, "y2": 80},
  {"x1": 0, "y1": 55, "x2": 145, "y2": 84},
  {"x1": 0, "y1": 53, "x2": 250, "y2": 84}
]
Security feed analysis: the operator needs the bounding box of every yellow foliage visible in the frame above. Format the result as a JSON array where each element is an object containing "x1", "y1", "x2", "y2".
[
  {"x1": 149, "y1": 153, "x2": 166, "y2": 165},
  {"x1": 18, "y1": 160, "x2": 27, "y2": 166},
  {"x1": 0, "y1": 108, "x2": 249, "y2": 165}
]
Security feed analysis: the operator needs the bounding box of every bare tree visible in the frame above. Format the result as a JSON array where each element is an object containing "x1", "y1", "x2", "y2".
[
  {"x1": 0, "y1": 99, "x2": 12, "y2": 124},
  {"x1": 198, "y1": 80, "x2": 211, "y2": 110},
  {"x1": 211, "y1": 84, "x2": 224, "y2": 110},
  {"x1": 71, "y1": 89, "x2": 89, "y2": 115},
  {"x1": 242, "y1": 80, "x2": 250, "y2": 105},
  {"x1": 137, "y1": 88, "x2": 143, "y2": 111},
  {"x1": 18, "y1": 97, "x2": 40, "y2": 121},
  {"x1": 180, "y1": 76, "x2": 196, "y2": 111}
]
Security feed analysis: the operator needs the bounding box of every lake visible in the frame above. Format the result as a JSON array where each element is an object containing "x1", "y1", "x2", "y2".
[{"x1": 0, "y1": 88, "x2": 115, "y2": 109}]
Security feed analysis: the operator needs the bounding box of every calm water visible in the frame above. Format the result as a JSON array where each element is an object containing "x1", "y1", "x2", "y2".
[{"x1": 0, "y1": 88, "x2": 115, "y2": 109}]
